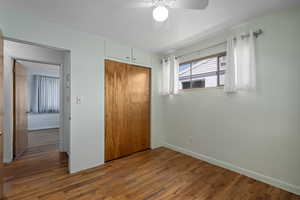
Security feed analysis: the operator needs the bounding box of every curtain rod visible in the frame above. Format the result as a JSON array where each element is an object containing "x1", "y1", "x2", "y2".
[{"x1": 174, "y1": 29, "x2": 263, "y2": 60}]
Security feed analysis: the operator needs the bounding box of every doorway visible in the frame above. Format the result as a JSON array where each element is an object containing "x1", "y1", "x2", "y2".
[
  {"x1": 2, "y1": 38, "x2": 71, "y2": 190},
  {"x1": 13, "y1": 59, "x2": 61, "y2": 159}
]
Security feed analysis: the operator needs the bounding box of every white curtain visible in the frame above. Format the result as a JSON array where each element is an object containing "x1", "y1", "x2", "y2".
[
  {"x1": 161, "y1": 58, "x2": 170, "y2": 95},
  {"x1": 31, "y1": 75, "x2": 60, "y2": 113},
  {"x1": 161, "y1": 55, "x2": 179, "y2": 95},
  {"x1": 225, "y1": 30, "x2": 256, "y2": 92}
]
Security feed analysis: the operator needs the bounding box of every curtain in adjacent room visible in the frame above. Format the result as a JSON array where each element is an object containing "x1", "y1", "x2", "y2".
[
  {"x1": 161, "y1": 55, "x2": 179, "y2": 95},
  {"x1": 31, "y1": 75, "x2": 60, "y2": 113},
  {"x1": 225, "y1": 30, "x2": 256, "y2": 92}
]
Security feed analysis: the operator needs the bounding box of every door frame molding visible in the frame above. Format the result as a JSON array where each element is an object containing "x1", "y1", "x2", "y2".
[
  {"x1": 0, "y1": 28, "x2": 4, "y2": 200},
  {"x1": 12, "y1": 59, "x2": 17, "y2": 158}
]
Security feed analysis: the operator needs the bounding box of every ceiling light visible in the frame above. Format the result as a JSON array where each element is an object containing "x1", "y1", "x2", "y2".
[{"x1": 153, "y1": 6, "x2": 169, "y2": 22}]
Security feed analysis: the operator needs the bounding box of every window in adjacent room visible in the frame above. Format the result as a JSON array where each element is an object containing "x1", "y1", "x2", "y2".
[
  {"x1": 178, "y1": 53, "x2": 226, "y2": 90},
  {"x1": 30, "y1": 75, "x2": 60, "y2": 113}
]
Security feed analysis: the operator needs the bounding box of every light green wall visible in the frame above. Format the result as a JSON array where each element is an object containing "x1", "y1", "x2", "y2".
[
  {"x1": 162, "y1": 6, "x2": 300, "y2": 194},
  {"x1": 0, "y1": 8, "x2": 163, "y2": 173}
]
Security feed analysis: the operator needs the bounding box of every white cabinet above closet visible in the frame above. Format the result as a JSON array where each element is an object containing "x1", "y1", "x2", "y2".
[
  {"x1": 132, "y1": 48, "x2": 151, "y2": 67},
  {"x1": 105, "y1": 41, "x2": 131, "y2": 62},
  {"x1": 105, "y1": 41, "x2": 151, "y2": 66}
]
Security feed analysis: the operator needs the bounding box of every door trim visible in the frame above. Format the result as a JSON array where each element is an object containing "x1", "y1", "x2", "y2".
[{"x1": 12, "y1": 59, "x2": 17, "y2": 158}]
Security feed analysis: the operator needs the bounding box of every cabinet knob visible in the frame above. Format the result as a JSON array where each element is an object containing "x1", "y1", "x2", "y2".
[
  {"x1": 133, "y1": 58, "x2": 137, "y2": 61},
  {"x1": 125, "y1": 56, "x2": 130, "y2": 59}
]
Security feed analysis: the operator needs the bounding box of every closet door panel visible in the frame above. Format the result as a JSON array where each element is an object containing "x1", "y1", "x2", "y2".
[
  {"x1": 127, "y1": 65, "x2": 150, "y2": 153},
  {"x1": 105, "y1": 60, "x2": 128, "y2": 161}
]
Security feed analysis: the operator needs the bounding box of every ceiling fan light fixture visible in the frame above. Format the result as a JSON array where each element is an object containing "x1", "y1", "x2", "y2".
[{"x1": 153, "y1": 5, "x2": 169, "y2": 22}]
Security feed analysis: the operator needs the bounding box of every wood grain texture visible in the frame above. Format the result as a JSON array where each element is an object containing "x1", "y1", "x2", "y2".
[
  {"x1": 0, "y1": 29, "x2": 4, "y2": 200},
  {"x1": 28, "y1": 128, "x2": 59, "y2": 148},
  {"x1": 3, "y1": 147, "x2": 300, "y2": 200},
  {"x1": 127, "y1": 64, "x2": 150, "y2": 154},
  {"x1": 13, "y1": 61, "x2": 28, "y2": 158},
  {"x1": 105, "y1": 60, "x2": 128, "y2": 161},
  {"x1": 105, "y1": 60, "x2": 150, "y2": 161}
]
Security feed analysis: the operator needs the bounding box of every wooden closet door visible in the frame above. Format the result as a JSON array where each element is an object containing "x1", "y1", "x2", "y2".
[
  {"x1": 105, "y1": 60, "x2": 128, "y2": 161},
  {"x1": 105, "y1": 60, "x2": 150, "y2": 161},
  {"x1": 127, "y1": 65, "x2": 150, "y2": 154}
]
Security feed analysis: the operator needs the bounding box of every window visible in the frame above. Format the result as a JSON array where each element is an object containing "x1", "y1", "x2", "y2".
[
  {"x1": 178, "y1": 53, "x2": 226, "y2": 89},
  {"x1": 31, "y1": 75, "x2": 60, "y2": 113}
]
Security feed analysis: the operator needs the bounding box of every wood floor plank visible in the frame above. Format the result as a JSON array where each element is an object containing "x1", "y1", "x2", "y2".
[{"x1": 3, "y1": 147, "x2": 299, "y2": 200}]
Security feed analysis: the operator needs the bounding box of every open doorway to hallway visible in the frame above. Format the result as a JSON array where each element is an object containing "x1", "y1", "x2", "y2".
[
  {"x1": 13, "y1": 60, "x2": 61, "y2": 159},
  {"x1": 2, "y1": 38, "x2": 71, "y2": 189}
]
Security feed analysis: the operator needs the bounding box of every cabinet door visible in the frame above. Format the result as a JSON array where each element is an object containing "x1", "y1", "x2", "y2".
[
  {"x1": 132, "y1": 48, "x2": 151, "y2": 66},
  {"x1": 105, "y1": 41, "x2": 131, "y2": 62}
]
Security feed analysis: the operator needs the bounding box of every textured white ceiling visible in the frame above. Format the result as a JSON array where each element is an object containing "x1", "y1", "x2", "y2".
[{"x1": 1, "y1": 0, "x2": 299, "y2": 52}]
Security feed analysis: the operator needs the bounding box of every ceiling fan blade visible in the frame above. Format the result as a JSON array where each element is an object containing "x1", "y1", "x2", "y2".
[{"x1": 173, "y1": 0, "x2": 209, "y2": 10}]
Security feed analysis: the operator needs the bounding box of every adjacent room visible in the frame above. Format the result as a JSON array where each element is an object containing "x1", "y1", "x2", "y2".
[
  {"x1": 19, "y1": 60, "x2": 61, "y2": 155},
  {"x1": 1, "y1": 39, "x2": 70, "y2": 191},
  {"x1": 0, "y1": 0, "x2": 300, "y2": 199}
]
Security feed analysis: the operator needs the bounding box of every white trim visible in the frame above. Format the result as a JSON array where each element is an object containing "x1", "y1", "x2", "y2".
[
  {"x1": 59, "y1": 63, "x2": 64, "y2": 152},
  {"x1": 4, "y1": 36, "x2": 70, "y2": 52},
  {"x1": 163, "y1": 142, "x2": 300, "y2": 195}
]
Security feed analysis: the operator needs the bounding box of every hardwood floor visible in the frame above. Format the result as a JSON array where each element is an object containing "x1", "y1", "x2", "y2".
[
  {"x1": 27, "y1": 128, "x2": 59, "y2": 148},
  {"x1": 3, "y1": 147, "x2": 300, "y2": 200}
]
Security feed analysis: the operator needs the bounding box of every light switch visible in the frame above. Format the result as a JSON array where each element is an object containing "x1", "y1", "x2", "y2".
[
  {"x1": 66, "y1": 74, "x2": 71, "y2": 88},
  {"x1": 76, "y1": 96, "x2": 82, "y2": 104}
]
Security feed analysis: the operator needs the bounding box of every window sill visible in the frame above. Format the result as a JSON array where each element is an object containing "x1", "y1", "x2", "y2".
[
  {"x1": 28, "y1": 112, "x2": 60, "y2": 115},
  {"x1": 179, "y1": 86, "x2": 224, "y2": 92}
]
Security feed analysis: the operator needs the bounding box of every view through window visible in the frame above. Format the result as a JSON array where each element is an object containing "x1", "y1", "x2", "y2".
[{"x1": 178, "y1": 53, "x2": 226, "y2": 89}]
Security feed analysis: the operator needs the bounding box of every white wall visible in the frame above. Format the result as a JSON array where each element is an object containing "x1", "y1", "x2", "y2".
[
  {"x1": 0, "y1": 8, "x2": 163, "y2": 173},
  {"x1": 161, "y1": 6, "x2": 300, "y2": 195},
  {"x1": 150, "y1": 55, "x2": 165, "y2": 149},
  {"x1": 28, "y1": 113, "x2": 60, "y2": 131},
  {"x1": 3, "y1": 40, "x2": 68, "y2": 163},
  {"x1": 3, "y1": 56, "x2": 13, "y2": 163}
]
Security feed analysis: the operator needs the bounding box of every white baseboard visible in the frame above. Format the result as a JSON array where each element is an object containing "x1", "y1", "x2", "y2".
[
  {"x1": 4, "y1": 155, "x2": 13, "y2": 164},
  {"x1": 163, "y1": 142, "x2": 300, "y2": 195}
]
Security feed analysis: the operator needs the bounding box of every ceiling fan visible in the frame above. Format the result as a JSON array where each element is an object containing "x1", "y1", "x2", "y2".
[{"x1": 127, "y1": 0, "x2": 209, "y2": 22}]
